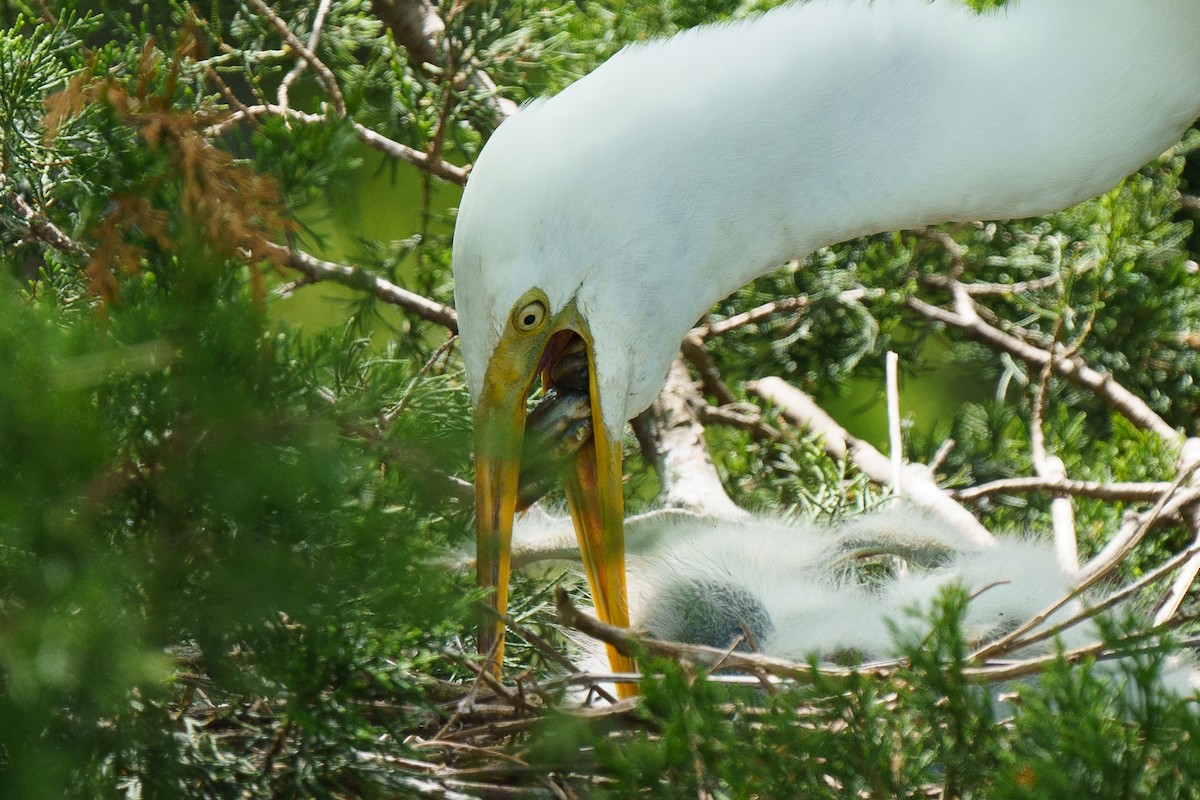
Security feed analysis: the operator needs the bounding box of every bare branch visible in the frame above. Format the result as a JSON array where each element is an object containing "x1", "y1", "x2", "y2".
[
  {"x1": 689, "y1": 287, "x2": 882, "y2": 340},
  {"x1": 748, "y1": 375, "x2": 995, "y2": 547},
  {"x1": 1029, "y1": 325, "x2": 1079, "y2": 572},
  {"x1": 694, "y1": 401, "x2": 781, "y2": 440},
  {"x1": 276, "y1": 0, "x2": 335, "y2": 119},
  {"x1": 634, "y1": 356, "x2": 748, "y2": 519},
  {"x1": 1, "y1": 181, "x2": 86, "y2": 256},
  {"x1": 1074, "y1": 459, "x2": 1200, "y2": 587},
  {"x1": 556, "y1": 586, "x2": 1172, "y2": 689},
  {"x1": 886, "y1": 351, "x2": 903, "y2": 496},
  {"x1": 264, "y1": 240, "x2": 459, "y2": 331},
  {"x1": 250, "y1": 0, "x2": 346, "y2": 117},
  {"x1": 212, "y1": 104, "x2": 470, "y2": 184},
  {"x1": 371, "y1": 0, "x2": 518, "y2": 119},
  {"x1": 904, "y1": 293, "x2": 1182, "y2": 446},
  {"x1": 1154, "y1": 439, "x2": 1200, "y2": 625},
  {"x1": 954, "y1": 476, "x2": 1200, "y2": 505}
]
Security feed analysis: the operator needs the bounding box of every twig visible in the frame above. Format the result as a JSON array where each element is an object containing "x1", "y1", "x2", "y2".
[
  {"x1": 383, "y1": 335, "x2": 459, "y2": 425},
  {"x1": 1028, "y1": 323, "x2": 1078, "y2": 573},
  {"x1": 748, "y1": 376, "x2": 995, "y2": 547},
  {"x1": 210, "y1": 105, "x2": 470, "y2": 184},
  {"x1": 1075, "y1": 461, "x2": 1200, "y2": 586},
  {"x1": 275, "y1": 0, "x2": 335, "y2": 120},
  {"x1": 693, "y1": 401, "x2": 781, "y2": 440},
  {"x1": 927, "y1": 439, "x2": 956, "y2": 474},
  {"x1": 679, "y1": 334, "x2": 738, "y2": 405},
  {"x1": 1154, "y1": 439, "x2": 1200, "y2": 625},
  {"x1": 555, "y1": 585, "x2": 1167, "y2": 689},
  {"x1": 886, "y1": 351, "x2": 903, "y2": 497},
  {"x1": 1, "y1": 181, "x2": 86, "y2": 256},
  {"x1": 371, "y1": 0, "x2": 518, "y2": 120},
  {"x1": 688, "y1": 288, "x2": 882, "y2": 340},
  {"x1": 250, "y1": 0, "x2": 346, "y2": 117},
  {"x1": 481, "y1": 604, "x2": 619, "y2": 705},
  {"x1": 973, "y1": 466, "x2": 1200, "y2": 661},
  {"x1": 905, "y1": 293, "x2": 1182, "y2": 446},
  {"x1": 264, "y1": 240, "x2": 458, "y2": 330},
  {"x1": 954, "y1": 477, "x2": 1200, "y2": 505}
]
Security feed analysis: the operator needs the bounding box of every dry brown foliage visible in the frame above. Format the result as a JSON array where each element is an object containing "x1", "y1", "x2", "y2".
[{"x1": 44, "y1": 35, "x2": 293, "y2": 302}]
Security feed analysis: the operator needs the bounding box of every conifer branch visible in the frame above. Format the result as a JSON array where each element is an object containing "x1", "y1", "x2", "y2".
[
  {"x1": 904, "y1": 292, "x2": 1182, "y2": 446},
  {"x1": 1, "y1": 180, "x2": 85, "y2": 256},
  {"x1": 265, "y1": 241, "x2": 459, "y2": 330},
  {"x1": 748, "y1": 375, "x2": 996, "y2": 547},
  {"x1": 213, "y1": 105, "x2": 470, "y2": 185},
  {"x1": 371, "y1": 0, "x2": 519, "y2": 120},
  {"x1": 275, "y1": 0, "x2": 335, "y2": 120},
  {"x1": 250, "y1": 0, "x2": 346, "y2": 117}
]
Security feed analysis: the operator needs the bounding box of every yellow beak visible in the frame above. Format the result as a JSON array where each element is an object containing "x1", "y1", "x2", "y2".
[{"x1": 473, "y1": 319, "x2": 636, "y2": 698}]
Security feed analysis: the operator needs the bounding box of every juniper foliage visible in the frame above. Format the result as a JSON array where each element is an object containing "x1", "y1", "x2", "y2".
[{"x1": 1, "y1": 0, "x2": 1199, "y2": 797}]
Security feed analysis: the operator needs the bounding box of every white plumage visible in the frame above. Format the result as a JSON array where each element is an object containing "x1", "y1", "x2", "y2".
[
  {"x1": 511, "y1": 507, "x2": 1198, "y2": 697},
  {"x1": 515, "y1": 506, "x2": 1078, "y2": 662},
  {"x1": 455, "y1": 0, "x2": 1200, "y2": 434},
  {"x1": 453, "y1": 0, "x2": 1200, "y2": 681}
]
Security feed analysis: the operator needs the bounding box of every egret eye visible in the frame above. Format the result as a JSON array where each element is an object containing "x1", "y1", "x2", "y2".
[{"x1": 514, "y1": 299, "x2": 547, "y2": 332}]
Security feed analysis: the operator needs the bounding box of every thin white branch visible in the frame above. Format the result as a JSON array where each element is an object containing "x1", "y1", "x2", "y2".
[
  {"x1": 748, "y1": 376, "x2": 995, "y2": 547},
  {"x1": 1074, "y1": 459, "x2": 1200, "y2": 587},
  {"x1": 276, "y1": 0, "x2": 335, "y2": 119},
  {"x1": 886, "y1": 351, "x2": 903, "y2": 497},
  {"x1": 1154, "y1": 439, "x2": 1200, "y2": 625},
  {"x1": 211, "y1": 104, "x2": 469, "y2": 185}
]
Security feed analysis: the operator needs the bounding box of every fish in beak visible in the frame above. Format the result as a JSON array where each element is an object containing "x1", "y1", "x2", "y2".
[{"x1": 473, "y1": 300, "x2": 636, "y2": 697}]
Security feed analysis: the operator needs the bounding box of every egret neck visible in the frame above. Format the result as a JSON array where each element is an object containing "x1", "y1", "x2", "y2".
[{"x1": 452, "y1": 0, "x2": 1200, "y2": 690}]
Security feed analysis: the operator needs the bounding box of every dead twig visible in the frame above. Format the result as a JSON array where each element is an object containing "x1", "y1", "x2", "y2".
[
  {"x1": 748, "y1": 376, "x2": 995, "y2": 547},
  {"x1": 905, "y1": 293, "x2": 1181, "y2": 446},
  {"x1": 250, "y1": 0, "x2": 346, "y2": 117},
  {"x1": 265, "y1": 240, "x2": 458, "y2": 330}
]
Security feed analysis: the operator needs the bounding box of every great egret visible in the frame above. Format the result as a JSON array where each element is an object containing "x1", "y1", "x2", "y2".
[
  {"x1": 514, "y1": 505, "x2": 1078, "y2": 660},
  {"x1": 451, "y1": 0, "x2": 1200, "y2": 688},
  {"x1": 511, "y1": 506, "x2": 1198, "y2": 697}
]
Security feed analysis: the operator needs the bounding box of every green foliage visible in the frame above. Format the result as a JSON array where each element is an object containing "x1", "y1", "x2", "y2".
[
  {"x1": 2, "y1": 0, "x2": 1199, "y2": 796},
  {"x1": 542, "y1": 591, "x2": 1200, "y2": 799}
]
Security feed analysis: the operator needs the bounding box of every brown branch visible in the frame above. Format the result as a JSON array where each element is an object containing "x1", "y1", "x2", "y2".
[
  {"x1": 265, "y1": 240, "x2": 459, "y2": 330},
  {"x1": 371, "y1": 0, "x2": 518, "y2": 119},
  {"x1": 250, "y1": 0, "x2": 346, "y2": 117},
  {"x1": 904, "y1": 293, "x2": 1182, "y2": 446},
  {"x1": 679, "y1": 334, "x2": 738, "y2": 405},
  {"x1": 555, "y1": 585, "x2": 1164, "y2": 689},
  {"x1": 2, "y1": 183, "x2": 86, "y2": 256},
  {"x1": 694, "y1": 401, "x2": 781, "y2": 440},
  {"x1": 212, "y1": 104, "x2": 469, "y2": 185},
  {"x1": 748, "y1": 376, "x2": 995, "y2": 547}
]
